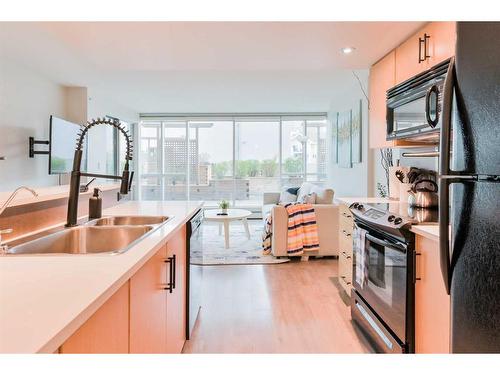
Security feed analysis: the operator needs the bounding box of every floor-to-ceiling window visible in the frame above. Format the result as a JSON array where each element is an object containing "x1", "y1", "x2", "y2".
[
  {"x1": 138, "y1": 114, "x2": 327, "y2": 210},
  {"x1": 189, "y1": 120, "x2": 234, "y2": 204},
  {"x1": 235, "y1": 118, "x2": 280, "y2": 206}
]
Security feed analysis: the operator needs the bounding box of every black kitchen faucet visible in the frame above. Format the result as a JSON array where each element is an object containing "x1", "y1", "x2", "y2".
[{"x1": 66, "y1": 118, "x2": 133, "y2": 227}]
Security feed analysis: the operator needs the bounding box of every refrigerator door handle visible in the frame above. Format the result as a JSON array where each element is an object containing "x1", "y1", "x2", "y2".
[
  {"x1": 438, "y1": 57, "x2": 456, "y2": 295},
  {"x1": 438, "y1": 178, "x2": 452, "y2": 295},
  {"x1": 439, "y1": 57, "x2": 456, "y2": 177}
]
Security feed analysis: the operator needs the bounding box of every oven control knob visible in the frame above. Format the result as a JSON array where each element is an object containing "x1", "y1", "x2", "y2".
[
  {"x1": 394, "y1": 217, "x2": 403, "y2": 225},
  {"x1": 353, "y1": 203, "x2": 359, "y2": 209},
  {"x1": 388, "y1": 215, "x2": 395, "y2": 222},
  {"x1": 357, "y1": 204, "x2": 364, "y2": 210}
]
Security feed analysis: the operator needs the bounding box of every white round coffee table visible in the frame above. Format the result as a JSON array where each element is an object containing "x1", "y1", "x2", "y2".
[{"x1": 204, "y1": 209, "x2": 252, "y2": 249}]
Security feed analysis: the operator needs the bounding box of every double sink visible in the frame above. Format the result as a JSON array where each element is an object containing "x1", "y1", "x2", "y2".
[{"x1": 5, "y1": 216, "x2": 171, "y2": 256}]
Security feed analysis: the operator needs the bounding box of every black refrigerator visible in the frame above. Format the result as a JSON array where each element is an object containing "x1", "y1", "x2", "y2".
[{"x1": 439, "y1": 22, "x2": 500, "y2": 353}]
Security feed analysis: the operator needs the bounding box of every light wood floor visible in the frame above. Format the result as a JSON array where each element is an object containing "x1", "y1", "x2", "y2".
[{"x1": 183, "y1": 258, "x2": 372, "y2": 353}]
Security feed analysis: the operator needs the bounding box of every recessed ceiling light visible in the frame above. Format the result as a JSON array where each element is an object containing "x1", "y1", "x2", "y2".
[{"x1": 341, "y1": 47, "x2": 356, "y2": 55}]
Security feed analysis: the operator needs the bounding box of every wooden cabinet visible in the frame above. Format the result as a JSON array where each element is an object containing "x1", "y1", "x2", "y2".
[
  {"x1": 369, "y1": 51, "x2": 396, "y2": 149},
  {"x1": 59, "y1": 225, "x2": 188, "y2": 354},
  {"x1": 369, "y1": 22, "x2": 455, "y2": 149},
  {"x1": 129, "y1": 225, "x2": 187, "y2": 354},
  {"x1": 60, "y1": 283, "x2": 129, "y2": 354},
  {"x1": 395, "y1": 31, "x2": 425, "y2": 84},
  {"x1": 338, "y1": 204, "x2": 354, "y2": 295},
  {"x1": 395, "y1": 22, "x2": 456, "y2": 84},
  {"x1": 414, "y1": 235, "x2": 450, "y2": 353},
  {"x1": 166, "y1": 225, "x2": 187, "y2": 354},
  {"x1": 129, "y1": 245, "x2": 168, "y2": 353},
  {"x1": 425, "y1": 22, "x2": 456, "y2": 68}
]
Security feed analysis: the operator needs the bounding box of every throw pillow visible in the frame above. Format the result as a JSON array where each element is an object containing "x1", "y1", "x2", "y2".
[
  {"x1": 286, "y1": 186, "x2": 300, "y2": 195},
  {"x1": 300, "y1": 192, "x2": 317, "y2": 204},
  {"x1": 296, "y1": 182, "x2": 313, "y2": 202},
  {"x1": 279, "y1": 186, "x2": 299, "y2": 203}
]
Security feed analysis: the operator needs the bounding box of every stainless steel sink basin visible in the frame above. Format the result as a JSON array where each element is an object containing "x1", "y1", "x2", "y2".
[
  {"x1": 87, "y1": 215, "x2": 170, "y2": 226},
  {"x1": 6, "y1": 226, "x2": 153, "y2": 255}
]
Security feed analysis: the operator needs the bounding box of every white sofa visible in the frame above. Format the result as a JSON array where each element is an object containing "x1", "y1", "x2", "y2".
[{"x1": 262, "y1": 182, "x2": 340, "y2": 258}]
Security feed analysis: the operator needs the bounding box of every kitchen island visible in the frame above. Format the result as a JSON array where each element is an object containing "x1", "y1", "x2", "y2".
[{"x1": 0, "y1": 200, "x2": 203, "y2": 353}]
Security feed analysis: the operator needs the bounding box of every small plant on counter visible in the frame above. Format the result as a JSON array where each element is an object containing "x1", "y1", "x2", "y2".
[{"x1": 219, "y1": 199, "x2": 230, "y2": 214}]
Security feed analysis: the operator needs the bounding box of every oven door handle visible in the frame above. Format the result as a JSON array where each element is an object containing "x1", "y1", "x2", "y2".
[{"x1": 365, "y1": 233, "x2": 406, "y2": 253}]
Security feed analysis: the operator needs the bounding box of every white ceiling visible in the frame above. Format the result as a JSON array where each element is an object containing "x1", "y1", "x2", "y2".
[{"x1": 0, "y1": 22, "x2": 424, "y2": 113}]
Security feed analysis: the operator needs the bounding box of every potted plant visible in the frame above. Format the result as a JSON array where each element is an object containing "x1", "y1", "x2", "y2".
[{"x1": 219, "y1": 199, "x2": 229, "y2": 215}]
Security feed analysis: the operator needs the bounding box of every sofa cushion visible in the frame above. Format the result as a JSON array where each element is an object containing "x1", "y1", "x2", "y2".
[
  {"x1": 296, "y1": 182, "x2": 313, "y2": 202},
  {"x1": 310, "y1": 185, "x2": 334, "y2": 204}
]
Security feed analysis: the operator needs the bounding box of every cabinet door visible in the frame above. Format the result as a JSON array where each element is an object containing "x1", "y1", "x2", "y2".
[
  {"x1": 414, "y1": 235, "x2": 450, "y2": 353},
  {"x1": 369, "y1": 50, "x2": 395, "y2": 148},
  {"x1": 395, "y1": 29, "x2": 427, "y2": 84},
  {"x1": 166, "y1": 225, "x2": 187, "y2": 353},
  {"x1": 60, "y1": 282, "x2": 129, "y2": 354},
  {"x1": 425, "y1": 22, "x2": 456, "y2": 67},
  {"x1": 129, "y1": 245, "x2": 168, "y2": 353},
  {"x1": 395, "y1": 22, "x2": 456, "y2": 84}
]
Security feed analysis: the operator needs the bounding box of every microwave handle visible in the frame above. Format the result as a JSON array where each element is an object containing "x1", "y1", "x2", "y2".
[{"x1": 425, "y1": 84, "x2": 440, "y2": 128}]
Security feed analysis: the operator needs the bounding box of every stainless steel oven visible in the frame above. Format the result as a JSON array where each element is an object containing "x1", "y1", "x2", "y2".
[
  {"x1": 386, "y1": 58, "x2": 452, "y2": 142},
  {"x1": 351, "y1": 217, "x2": 415, "y2": 353}
]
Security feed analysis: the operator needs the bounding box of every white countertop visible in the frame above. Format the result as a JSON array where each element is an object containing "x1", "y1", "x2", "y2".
[
  {"x1": 0, "y1": 183, "x2": 120, "y2": 208},
  {"x1": 0, "y1": 200, "x2": 203, "y2": 353},
  {"x1": 335, "y1": 197, "x2": 398, "y2": 205},
  {"x1": 410, "y1": 225, "x2": 440, "y2": 242}
]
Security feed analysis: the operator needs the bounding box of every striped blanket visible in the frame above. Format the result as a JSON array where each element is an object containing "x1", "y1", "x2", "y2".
[
  {"x1": 262, "y1": 213, "x2": 273, "y2": 255},
  {"x1": 262, "y1": 203, "x2": 320, "y2": 256}
]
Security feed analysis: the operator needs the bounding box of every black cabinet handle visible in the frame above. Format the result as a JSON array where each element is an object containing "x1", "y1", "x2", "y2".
[
  {"x1": 418, "y1": 37, "x2": 424, "y2": 63},
  {"x1": 418, "y1": 33, "x2": 430, "y2": 63},
  {"x1": 172, "y1": 254, "x2": 176, "y2": 290},
  {"x1": 164, "y1": 257, "x2": 174, "y2": 293},
  {"x1": 414, "y1": 252, "x2": 422, "y2": 283}
]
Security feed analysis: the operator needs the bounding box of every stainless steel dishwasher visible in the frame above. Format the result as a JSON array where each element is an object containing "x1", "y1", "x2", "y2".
[{"x1": 186, "y1": 209, "x2": 203, "y2": 339}]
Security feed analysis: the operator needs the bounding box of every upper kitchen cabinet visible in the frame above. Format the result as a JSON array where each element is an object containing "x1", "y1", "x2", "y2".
[
  {"x1": 369, "y1": 51, "x2": 396, "y2": 149},
  {"x1": 369, "y1": 22, "x2": 456, "y2": 149},
  {"x1": 425, "y1": 22, "x2": 456, "y2": 67},
  {"x1": 395, "y1": 22, "x2": 456, "y2": 84}
]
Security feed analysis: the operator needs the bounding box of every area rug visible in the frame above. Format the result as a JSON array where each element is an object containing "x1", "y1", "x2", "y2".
[{"x1": 191, "y1": 220, "x2": 290, "y2": 265}]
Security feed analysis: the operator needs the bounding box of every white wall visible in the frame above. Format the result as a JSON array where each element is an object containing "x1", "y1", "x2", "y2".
[
  {"x1": 0, "y1": 57, "x2": 140, "y2": 192},
  {"x1": 86, "y1": 87, "x2": 139, "y2": 175},
  {"x1": 327, "y1": 70, "x2": 377, "y2": 198},
  {"x1": 0, "y1": 58, "x2": 64, "y2": 191}
]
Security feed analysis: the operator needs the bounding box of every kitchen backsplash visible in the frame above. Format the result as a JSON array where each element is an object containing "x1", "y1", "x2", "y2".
[{"x1": 395, "y1": 147, "x2": 438, "y2": 173}]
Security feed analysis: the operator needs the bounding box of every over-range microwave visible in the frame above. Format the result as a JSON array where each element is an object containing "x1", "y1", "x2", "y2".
[{"x1": 386, "y1": 58, "x2": 452, "y2": 143}]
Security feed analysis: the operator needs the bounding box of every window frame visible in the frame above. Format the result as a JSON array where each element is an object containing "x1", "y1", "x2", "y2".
[{"x1": 137, "y1": 114, "x2": 328, "y2": 205}]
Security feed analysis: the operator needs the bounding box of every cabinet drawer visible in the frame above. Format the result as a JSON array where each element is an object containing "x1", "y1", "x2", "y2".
[
  {"x1": 340, "y1": 215, "x2": 353, "y2": 232},
  {"x1": 339, "y1": 225, "x2": 353, "y2": 243},
  {"x1": 339, "y1": 248, "x2": 352, "y2": 264},
  {"x1": 339, "y1": 205, "x2": 353, "y2": 220},
  {"x1": 338, "y1": 254, "x2": 353, "y2": 295},
  {"x1": 340, "y1": 232, "x2": 353, "y2": 253}
]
